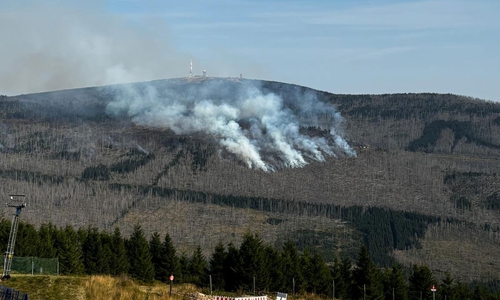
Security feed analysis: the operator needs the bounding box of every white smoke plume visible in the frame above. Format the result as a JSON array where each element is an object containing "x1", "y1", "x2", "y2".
[
  {"x1": 0, "y1": 4, "x2": 177, "y2": 95},
  {"x1": 105, "y1": 79, "x2": 356, "y2": 171},
  {"x1": 0, "y1": 2, "x2": 265, "y2": 96}
]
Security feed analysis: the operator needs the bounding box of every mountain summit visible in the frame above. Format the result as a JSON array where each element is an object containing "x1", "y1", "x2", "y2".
[{"x1": 1, "y1": 78, "x2": 499, "y2": 281}]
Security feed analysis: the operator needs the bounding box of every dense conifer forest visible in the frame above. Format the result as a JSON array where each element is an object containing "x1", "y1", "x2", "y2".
[{"x1": 1, "y1": 219, "x2": 499, "y2": 299}]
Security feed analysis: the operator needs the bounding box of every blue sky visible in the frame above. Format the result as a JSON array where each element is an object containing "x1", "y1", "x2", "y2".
[{"x1": 1, "y1": 0, "x2": 499, "y2": 101}]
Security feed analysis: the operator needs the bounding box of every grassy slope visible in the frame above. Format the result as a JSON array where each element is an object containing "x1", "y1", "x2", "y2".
[
  {"x1": 393, "y1": 223, "x2": 500, "y2": 281},
  {"x1": 1, "y1": 275, "x2": 326, "y2": 300},
  {"x1": 1, "y1": 275, "x2": 199, "y2": 300}
]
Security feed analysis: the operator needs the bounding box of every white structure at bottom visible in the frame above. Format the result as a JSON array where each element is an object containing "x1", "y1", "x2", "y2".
[{"x1": 214, "y1": 296, "x2": 267, "y2": 300}]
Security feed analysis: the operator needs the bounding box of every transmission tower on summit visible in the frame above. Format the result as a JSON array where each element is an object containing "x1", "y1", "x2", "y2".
[
  {"x1": 2, "y1": 194, "x2": 26, "y2": 279},
  {"x1": 189, "y1": 59, "x2": 193, "y2": 77}
]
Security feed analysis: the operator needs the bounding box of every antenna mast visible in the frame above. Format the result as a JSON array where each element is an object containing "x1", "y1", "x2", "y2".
[
  {"x1": 189, "y1": 59, "x2": 193, "y2": 77},
  {"x1": 2, "y1": 194, "x2": 26, "y2": 279}
]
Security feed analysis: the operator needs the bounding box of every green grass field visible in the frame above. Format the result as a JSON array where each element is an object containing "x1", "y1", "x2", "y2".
[{"x1": 0, "y1": 274, "x2": 192, "y2": 300}]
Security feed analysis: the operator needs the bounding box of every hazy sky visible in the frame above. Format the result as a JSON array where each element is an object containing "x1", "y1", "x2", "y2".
[{"x1": 1, "y1": 0, "x2": 499, "y2": 101}]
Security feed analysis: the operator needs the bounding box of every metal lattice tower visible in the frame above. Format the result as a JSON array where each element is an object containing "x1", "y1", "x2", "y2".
[{"x1": 2, "y1": 194, "x2": 26, "y2": 279}]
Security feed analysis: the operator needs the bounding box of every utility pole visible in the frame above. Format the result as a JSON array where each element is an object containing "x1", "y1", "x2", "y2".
[
  {"x1": 2, "y1": 194, "x2": 26, "y2": 279},
  {"x1": 364, "y1": 284, "x2": 366, "y2": 300},
  {"x1": 209, "y1": 275, "x2": 213, "y2": 296},
  {"x1": 333, "y1": 280, "x2": 335, "y2": 300}
]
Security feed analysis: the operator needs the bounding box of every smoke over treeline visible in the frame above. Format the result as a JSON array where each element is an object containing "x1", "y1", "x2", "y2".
[{"x1": 105, "y1": 79, "x2": 355, "y2": 171}]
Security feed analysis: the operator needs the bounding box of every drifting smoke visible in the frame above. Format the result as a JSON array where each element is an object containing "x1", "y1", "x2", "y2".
[
  {"x1": 105, "y1": 79, "x2": 355, "y2": 171},
  {"x1": 0, "y1": 2, "x2": 264, "y2": 95}
]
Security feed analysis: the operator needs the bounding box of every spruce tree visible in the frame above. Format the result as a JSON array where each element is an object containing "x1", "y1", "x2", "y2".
[
  {"x1": 439, "y1": 272, "x2": 454, "y2": 300},
  {"x1": 55, "y1": 225, "x2": 85, "y2": 275},
  {"x1": 383, "y1": 264, "x2": 408, "y2": 300},
  {"x1": 452, "y1": 281, "x2": 473, "y2": 299},
  {"x1": 97, "y1": 231, "x2": 112, "y2": 275},
  {"x1": 127, "y1": 225, "x2": 154, "y2": 282},
  {"x1": 352, "y1": 245, "x2": 383, "y2": 300},
  {"x1": 473, "y1": 285, "x2": 491, "y2": 300},
  {"x1": 189, "y1": 245, "x2": 208, "y2": 287},
  {"x1": 340, "y1": 256, "x2": 353, "y2": 300},
  {"x1": 77, "y1": 227, "x2": 88, "y2": 245},
  {"x1": 281, "y1": 241, "x2": 302, "y2": 295},
  {"x1": 179, "y1": 253, "x2": 189, "y2": 283},
  {"x1": 307, "y1": 250, "x2": 333, "y2": 295},
  {"x1": 223, "y1": 242, "x2": 241, "y2": 291},
  {"x1": 82, "y1": 226, "x2": 101, "y2": 275},
  {"x1": 300, "y1": 249, "x2": 313, "y2": 293},
  {"x1": 408, "y1": 265, "x2": 436, "y2": 300},
  {"x1": 37, "y1": 223, "x2": 56, "y2": 258},
  {"x1": 161, "y1": 233, "x2": 180, "y2": 282},
  {"x1": 238, "y1": 233, "x2": 268, "y2": 293},
  {"x1": 332, "y1": 255, "x2": 345, "y2": 300},
  {"x1": 209, "y1": 242, "x2": 226, "y2": 291},
  {"x1": 110, "y1": 227, "x2": 130, "y2": 276},
  {"x1": 15, "y1": 222, "x2": 39, "y2": 257},
  {"x1": 149, "y1": 232, "x2": 163, "y2": 281},
  {"x1": 266, "y1": 245, "x2": 284, "y2": 292}
]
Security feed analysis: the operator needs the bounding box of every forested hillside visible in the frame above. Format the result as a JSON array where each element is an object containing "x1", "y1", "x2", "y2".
[
  {"x1": 2, "y1": 220, "x2": 499, "y2": 299},
  {"x1": 0, "y1": 78, "x2": 499, "y2": 282}
]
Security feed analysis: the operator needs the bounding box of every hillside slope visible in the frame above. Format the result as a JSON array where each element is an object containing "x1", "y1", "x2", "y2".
[{"x1": 0, "y1": 78, "x2": 499, "y2": 280}]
